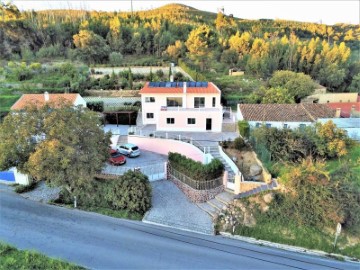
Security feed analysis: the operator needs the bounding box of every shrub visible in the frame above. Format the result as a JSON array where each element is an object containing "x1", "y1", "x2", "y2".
[
  {"x1": 238, "y1": 120, "x2": 250, "y2": 138},
  {"x1": 15, "y1": 181, "x2": 37, "y2": 193},
  {"x1": 155, "y1": 69, "x2": 164, "y2": 78},
  {"x1": 109, "y1": 52, "x2": 123, "y2": 66},
  {"x1": 87, "y1": 101, "x2": 104, "y2": 112},
  {"x1": 233, "y1": 137, "x2": 245, "y2": 150},
  {"x1": 168, "y1": 152, "x2": 224, "y2": 180},
  {"x1": 104, "y1": 171, "x2": 152, "y2": 214}
]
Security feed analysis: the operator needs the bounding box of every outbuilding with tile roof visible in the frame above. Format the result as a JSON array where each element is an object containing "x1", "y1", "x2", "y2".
[
  {"x1": 11, "y1": 92, "x2": 87, "y2": 111},
  {"x1": 237, "y1": 103, "x2": 336, "y2": 129}
]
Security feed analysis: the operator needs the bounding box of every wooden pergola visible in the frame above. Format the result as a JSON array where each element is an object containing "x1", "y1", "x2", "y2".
[{"x1": 102, "y1": 111, "x2": 137, "y2": 126}]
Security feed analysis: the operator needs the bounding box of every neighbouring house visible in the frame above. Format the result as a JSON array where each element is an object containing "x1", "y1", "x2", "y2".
[
  {"x1": 11, "y1": 92, "x2": 87, "y2": 110},
  {"x1": 302, "y1": 92, "x2": 360, "y2": 118},
  {"x1": 318, "y1": 118, "x2": 360, "y2": 141},
  {"x1": 237, "y1": 103, "x2": 336, "y2": 129},
  {"x1": 139, "y1": 81, "x2": 223, "y2": 132}
]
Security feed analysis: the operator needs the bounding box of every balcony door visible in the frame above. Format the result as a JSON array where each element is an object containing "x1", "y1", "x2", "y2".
[{"x1": 206, "y1": 118, "x2": 212, "y2": 131}]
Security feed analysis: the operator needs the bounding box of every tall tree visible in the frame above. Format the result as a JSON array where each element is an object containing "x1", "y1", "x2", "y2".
[{"x1": 0, "y1": 103, "x2": 111, "y2": 195}]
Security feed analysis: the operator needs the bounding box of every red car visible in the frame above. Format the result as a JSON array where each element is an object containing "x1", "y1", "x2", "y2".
[{"x1": 109, "y1": 149, "x2": 126, "y2": 166}]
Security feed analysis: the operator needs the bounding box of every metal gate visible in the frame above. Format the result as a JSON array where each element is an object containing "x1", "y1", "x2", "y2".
[{"x1": 103, "y1": 162, "x2": 166, "y2": 181}]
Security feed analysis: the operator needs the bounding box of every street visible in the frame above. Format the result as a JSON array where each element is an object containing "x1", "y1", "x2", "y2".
[{"x1": 0, "y1": 188, "x2": 358, "y2": 269}]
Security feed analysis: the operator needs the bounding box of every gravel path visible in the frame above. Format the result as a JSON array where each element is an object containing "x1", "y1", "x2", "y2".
[
  {"x1": 20, "y1": 181, "x2": 61, "y2": 203},
  {"x1": 143, "y1": 180, "x2": 214, "y2": 234}
]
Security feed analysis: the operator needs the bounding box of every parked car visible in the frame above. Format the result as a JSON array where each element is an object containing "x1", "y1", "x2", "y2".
[
  {"x1": 109, "y1": 149, "x2": 126, "y2": 166},
  {"x1": 117, "y1": 143, "x2": 140, "y2": 157}
]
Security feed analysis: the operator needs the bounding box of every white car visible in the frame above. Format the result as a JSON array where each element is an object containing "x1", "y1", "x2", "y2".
[{"x1": 117, "y1": 143, "x2": 141, "y2": 157}]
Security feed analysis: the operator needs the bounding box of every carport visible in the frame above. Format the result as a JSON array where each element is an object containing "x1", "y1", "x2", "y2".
[{"x1": 103, "y1": 111, "x2": 137, "y2": 126}]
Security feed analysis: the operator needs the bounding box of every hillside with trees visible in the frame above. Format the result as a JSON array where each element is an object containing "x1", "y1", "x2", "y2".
[{"x1": 1, "y1": 2, "x2": 359, "y2": 104}]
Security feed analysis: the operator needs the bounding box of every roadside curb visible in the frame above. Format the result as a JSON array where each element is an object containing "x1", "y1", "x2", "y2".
[
  {"x1": 142, "y1": 216, "x2": 214, "y2": 236},
  {"x1": 219, "y1": 232, "x2": 359, "y2": 263}
]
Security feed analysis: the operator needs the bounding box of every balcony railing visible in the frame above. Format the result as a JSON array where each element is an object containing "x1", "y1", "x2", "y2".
[{"x1": 159, "y1": 106, "x2": 222, "y2": 112}]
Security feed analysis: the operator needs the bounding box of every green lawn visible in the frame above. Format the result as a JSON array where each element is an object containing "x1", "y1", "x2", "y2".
[
  {"x1": 234, "y1": 218, "x2": 360, "y2": 259},
  {"x1": 0, "y1": 242, "x2": 84, "y2": 270},
  {"x1": 326, "y1": 143, "x2": 360, "y2": 187}
]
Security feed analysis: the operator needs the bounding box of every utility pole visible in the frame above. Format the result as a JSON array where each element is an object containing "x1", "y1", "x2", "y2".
[{"x1": 130, "y1": 0, "x2": 133, "y2": 17}]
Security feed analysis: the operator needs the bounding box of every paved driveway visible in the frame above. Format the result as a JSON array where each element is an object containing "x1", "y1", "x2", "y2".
[
  {"x1": 143, "y1": 180, "x2": 214, "y2": 234},
  {"x1": 102, "y1": 150, "x2": 167, "y2": 181}
]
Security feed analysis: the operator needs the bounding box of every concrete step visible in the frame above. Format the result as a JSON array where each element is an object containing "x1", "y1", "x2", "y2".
[
  {"x1": 207, "y1": 198, "x2": 226, "y2": 211},
  {"x1": 215, "y1": 191, "x2": 234, "y2": 205},
  {"x1": 196, "y1": 202, "x2": 218, "y2": 218}
]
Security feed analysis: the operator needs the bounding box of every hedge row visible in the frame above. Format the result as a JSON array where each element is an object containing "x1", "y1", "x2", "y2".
[{"x1": 168, "y1": 152, "x2": 223, "y2": 180}]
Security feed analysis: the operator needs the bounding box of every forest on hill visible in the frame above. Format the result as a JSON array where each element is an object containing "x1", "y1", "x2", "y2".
[{"x1": 1, "y1": 2, "x2": 359, "y2": 94}]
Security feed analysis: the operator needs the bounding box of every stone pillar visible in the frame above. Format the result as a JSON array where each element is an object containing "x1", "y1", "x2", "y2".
[
  {"x1": 234, "y1": 174, "x2": 241, "y2": 195},
  {"x1": 223, "y1": 170, "x2": 228, "y2": 188}
]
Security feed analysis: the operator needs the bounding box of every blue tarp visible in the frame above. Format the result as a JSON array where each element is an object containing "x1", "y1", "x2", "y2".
[{"x1": 0, "y1": 171, "x2": 15, "y2": 182}]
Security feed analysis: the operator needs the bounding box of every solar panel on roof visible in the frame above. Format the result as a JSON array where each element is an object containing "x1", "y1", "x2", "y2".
[
  {"x1": 188, "y1": 82, "x2": 195, "y2": 87},
  {"x1": 160, "y1": 82, "x2": 166, "y2": 87},
  {"x1": 166, "y1": 82, "x2": 171, "y2": 87},
  {"x1": 154, "y1": 82, "x2": 160, "y2": 87},
  {"x1": 178, "y1": 82, "x2": 183, "y2": 87},
  {"x1": 171, "y1": 82, "x2": 177, "y2": 87},
  {"x1": 195, "y1": 82, "x2": 201, "y2": 87},
  {"x1": 201, "y1": 82, "x2": 208, "y2": 87},
  {"x1": 149, "y1": 82, "x2": 155, "y2": 87}
]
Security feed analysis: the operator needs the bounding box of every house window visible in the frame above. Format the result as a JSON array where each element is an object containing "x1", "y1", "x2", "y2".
[
  {"x1": 167, "y1": 118, "x2": 175, "y2": 124},
  {"x1": 146, "y1": 113, "x2": 154, "y2": 119},
  {"x1": 166, "y1": 97, "x2": 182, "y2": 107},
  {"x1": 187, "y1": 118, "x2": 196, "y2": 125},
  {"x1": 194, "y1": 97, "x2": 205, "y2": 108},
  {"x1": 145, "y1": 97, "x2": 155, "y2": 103},
  {"x1": 266, "y1": 123, "x2": 272, "y2": 128},
  {"x1": 255, "y1": 123, "x2": 261, "y2": 127},
  {"x1": 299, "y1": 124, "x2": 306, "y2": 130},
  {"x1": 283, "y1": 124, "x2": 288, "y2": 129},
  {"x1": 212, "y1": 97, "x2": 216, "y2": 107}
]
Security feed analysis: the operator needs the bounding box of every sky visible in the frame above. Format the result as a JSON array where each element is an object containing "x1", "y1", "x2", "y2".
[{"x1": 12, "y1": 0, "x2": 360, "y2": 25}]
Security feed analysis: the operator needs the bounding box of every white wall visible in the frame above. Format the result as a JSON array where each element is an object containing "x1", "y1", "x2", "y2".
[
  {"x1": 10, "y1": 167, "x2": 30, "y2": 185},
  {"x1": 248, "y1": 121, "x2": 312, "y2": 129},
  {"x1": 74, "y1": 94, "x2": 87, "y2": 107}
]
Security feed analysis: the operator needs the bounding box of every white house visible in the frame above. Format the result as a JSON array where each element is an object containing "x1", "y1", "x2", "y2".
[
  {"x1": 318, "y1": 118, "x2": 360, "y2": 141},
  {"x1": 11, "y1": 92, "x2": 87, "y2": 110},
  {"x1": 139, "y1": 82, "x2": 223, "y2": 132},
  {"x1": 237, "y1": 103, "x2": 336, "y2": 129}
]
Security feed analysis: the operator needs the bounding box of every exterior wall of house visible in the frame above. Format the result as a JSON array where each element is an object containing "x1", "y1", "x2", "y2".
[
  {"x1": 156, "y1": 109, "x2": 222, "y2": 132},
  {"x1": 306, "y1": 93, "x2": 358, "y2": 103},
  {"x1": 247, "y1": 121, "x2": 312, "y2": 129},
  {"x1": 141, "y1": 89, "x2": 222, "y2": 132},
  {"x1": 237, "y1": 106, "x2": 312, "y2": 129},
  {"x1": 74, "y1": 95, "x2": 87, "y2": 107},
  {"x1": 10, "y1": 167, "x2": 30, "y2": 185}
]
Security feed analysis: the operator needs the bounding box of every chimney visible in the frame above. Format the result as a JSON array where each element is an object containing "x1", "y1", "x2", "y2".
[
  {"x1": 335, "y1": 108, "x2": 341, "y2": 118},
  {"x1": 350, "y1": 105, "x2": 356, "y2": 117},
  {"x1": 44, "y1": 91, "x2": 49, "y2": 102},
  {"x1": 170, "y1": 75, "x2": 174, "y2": 82},
  {"x1": 183, "y1": 82, "x2": 187, "y2": 93}
]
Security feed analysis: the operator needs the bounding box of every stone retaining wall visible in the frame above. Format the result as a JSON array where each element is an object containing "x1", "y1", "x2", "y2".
[{"x1": 168, "y1": 174, "x2": 224, "y2": 203}]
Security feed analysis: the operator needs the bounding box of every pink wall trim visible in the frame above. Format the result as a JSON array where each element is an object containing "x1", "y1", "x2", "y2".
[{"x1": 128, "y1": 136, "x2": 204, "y2": 162}]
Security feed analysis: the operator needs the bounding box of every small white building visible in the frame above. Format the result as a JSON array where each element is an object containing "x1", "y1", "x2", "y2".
[
  {"x1": 139, "y1": 82, "x2": 223, "y2": 132},
  {"x1": 237, "y1": 103, "x2": 336, "y2": 129},
  {"x1": 0, "y1": 167, "x2": 30, "y2": 185},
  {"x1": 11, "y1": 92, "x2": 87, "y2": 110}
]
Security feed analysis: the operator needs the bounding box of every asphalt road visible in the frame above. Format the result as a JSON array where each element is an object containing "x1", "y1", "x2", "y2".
[{"x1": 0, "y1": 189, "x2": 358, "y2": 269}]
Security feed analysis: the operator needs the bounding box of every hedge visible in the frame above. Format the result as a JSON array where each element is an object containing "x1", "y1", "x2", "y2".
[
  {"x1": 168, "y1": 152, "x2": 223, "y2": 180},
  {"x1": 238, "y1": 120, "x2": 250, "y2": 138}
]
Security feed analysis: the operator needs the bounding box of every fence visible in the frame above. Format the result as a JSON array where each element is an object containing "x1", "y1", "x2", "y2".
[
  {"x1": 167, "y1": 165, "x2": 222, "y2": 190},
  {"x1": 103, "y1": 162, "x2": 166, "y2": 181}
]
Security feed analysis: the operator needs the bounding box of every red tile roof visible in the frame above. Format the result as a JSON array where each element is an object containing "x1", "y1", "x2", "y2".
[
  {"x1": 11, "y1": 94, "x2": 79, "y2": 110},
  {"x1": 139, "y1": 82, "x2": 220, "y2": 94},
  {"x1": 238, "y1": 103, "x2": 335, "y2": 122},
  {"x1": 327, "y1": 102, "x2": 360, "y2": 118}
]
